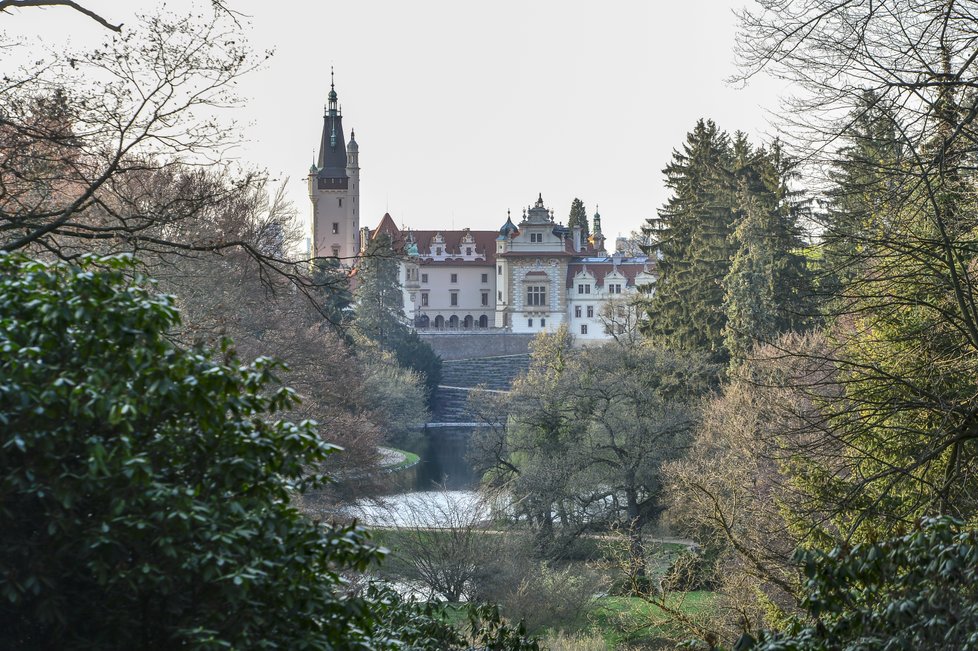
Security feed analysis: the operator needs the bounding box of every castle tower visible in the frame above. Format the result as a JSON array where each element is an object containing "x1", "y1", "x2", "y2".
[{"x1": 308, "y1": 70, "x2": 360, "y2": 262}]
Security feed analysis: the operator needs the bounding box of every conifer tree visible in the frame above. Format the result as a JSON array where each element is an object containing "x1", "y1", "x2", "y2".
[
  {"x1": 643, "y1": 119, "x2": 737, "y2": 357},
  {"x1": 567, "y1": 198, "x2": 590, "y2": 241},
  {"x1": 353, "y1": 234, "x2": 406, "y2": 347},
  {"x1": 352, "y1": 235, "x2": 442, "y2": 404},
  {"x1": 722, "y1": 140, "x2": 813, "y2": 363},
  {"x1": 820, "y1": 92, "x2": 903, "y2": 302}
]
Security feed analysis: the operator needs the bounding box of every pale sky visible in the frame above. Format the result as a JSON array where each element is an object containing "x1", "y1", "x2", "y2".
[{"x1": 2, "y1": 1, "x2": 786, "y2": 242}]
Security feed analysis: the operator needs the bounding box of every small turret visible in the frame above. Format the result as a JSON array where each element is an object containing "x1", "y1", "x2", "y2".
[
  {"x1": 498, "y1": 209, "x2": 518, "y2": 238},
  {"x1": 589, "y1": 205, "x2": 606, "y2": 252}
]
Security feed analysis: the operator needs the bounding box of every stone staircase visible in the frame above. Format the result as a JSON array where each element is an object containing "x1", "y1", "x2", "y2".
[
  {"x1": 430, "y1": 354, "x2": 530, "y2": 425},
  {"x1": 439, "y1": 354, "x2": 531, "y2": 391}
]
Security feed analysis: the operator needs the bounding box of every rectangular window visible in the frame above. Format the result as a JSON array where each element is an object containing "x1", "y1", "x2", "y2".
[
  {"x1": 541, "y1": 318, "x2": 546, "y2": 327},
  {"x1": 527, "y1": 286, "x2": 547, "y2": 306},
  {"x1": 481, "y1": 273, "x2": 488, "y2": 283},
  {"x1": 609, "y1": 283, "x2": 622, "y2": 294},
  {"x1": 466, "y1": 247, "x2": 472, "y2": 255},
  {"x1": 575, "y1": 306, "x2": 582, "y2": 318},
  {"x1": 528, "y1": 318, "x2": 533, "y2": 328},
  {"x1": 331, "y1": 222, "x2": 339, "y2": 234},
  {"x1": 578, "y1": 284, "x2": 590, "y2": 295},
  {"x1": 481, "y1": 291, "x2": 489, "y2": 306},
  {"x1": 498, "y1": 265, "x2": 502, "y2": 275},
  {"x1": 451, "y1": 273, "x2": 458, "y2": 283},
  {"x1": 421, "y1": 273, "x2": 428, "y2": 283},
  {"x1": 421, "y1": 293, "x2": 429, "y2": 307},
  {"x1": 587, "y1": 306, "x2": 594, "y2": 318},
  {"x1": 338, "y1": 198, "x2": 343, "y2": 207},
  {"x1": 331, "y1": 245, "x2": 340, "y2": 258},
  {"x1": 581, "y1": 324, "x2": 588, "y2": 335},
  {"x1": 450, "y1": 292, "x2": 458, "y2": 306},
  {"x1": 498, "y1": 291, "x2": 502, "y2": 301}
]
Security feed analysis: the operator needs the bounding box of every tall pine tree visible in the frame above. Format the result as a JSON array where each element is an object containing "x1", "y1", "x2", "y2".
[
  {"x1": 567, "y1": 197, "x2": 590, "y2": 241},
  {"x1": 722, "y1": 139, "x2": 814, "y2": 363},
  {"x1": 643, "y1": 119, "x2": 737, "y2": 358},
  {"x1": 353, "y1": 234, "x2": 442, "y2": 405}
]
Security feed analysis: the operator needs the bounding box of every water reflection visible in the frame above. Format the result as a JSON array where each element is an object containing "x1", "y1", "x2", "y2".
[{"x1": 404, "y1": 426, "x2": 478, "y2": 491}]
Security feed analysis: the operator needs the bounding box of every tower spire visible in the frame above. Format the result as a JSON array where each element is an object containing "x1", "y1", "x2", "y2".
[{"x1": 317, "y1": 68, "x2": 347, "y2": 173}]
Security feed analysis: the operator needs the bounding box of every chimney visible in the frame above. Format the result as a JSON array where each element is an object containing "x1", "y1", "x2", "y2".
[
  {"x1": 359, "y1": 226, "x2": 370, "y2": 253},
  {"x1": 573, "y1": 225, "x2": 582, "y2": 253}
]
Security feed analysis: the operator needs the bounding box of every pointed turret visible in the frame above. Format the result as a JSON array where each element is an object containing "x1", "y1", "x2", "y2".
[
  {"x1": 309, "y1": 69, "x2": 359, "y2": 263},
  {"x1": 590, "y1": 205, "x2": 606, "y2": 252},
  {"x1": 498, "y1": 209, "x2": 518, "y2": 239},
  {"x1": 317, "y1": 68, "x2": 348, "y2": 179}
]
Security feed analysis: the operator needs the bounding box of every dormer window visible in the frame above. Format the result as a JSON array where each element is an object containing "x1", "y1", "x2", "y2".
[
  {"x1": 466, "y1": 247, "x2": 472, "y2": 256},
  {"x1": 436, "y1": 247, "x2": 442, "y2": 256},
  {"x1": 578, "y1": 284, "x2": 591, "y2": 295},
  {"x1": 530, "y1": 233, "x2": 543, "y2": 243}
]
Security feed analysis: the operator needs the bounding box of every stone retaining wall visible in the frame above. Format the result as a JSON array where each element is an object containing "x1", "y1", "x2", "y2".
[{"x1": 419, "y1": 332, "x2": 535, "y2": 360}]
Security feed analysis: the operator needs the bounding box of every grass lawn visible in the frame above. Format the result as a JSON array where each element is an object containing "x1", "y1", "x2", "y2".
[
  {"x1": 588, "y1": 591, "x2": 719, "y2": 648},
  {"x1": 379, "y1": 447, "x2": 420, "y2": 472},
  {"x1": 365, "y1": 526, "x2": 710, "y2": 649}
]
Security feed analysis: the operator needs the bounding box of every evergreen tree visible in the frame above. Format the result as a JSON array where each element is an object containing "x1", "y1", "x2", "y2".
[
  {"x1": 567, "y1": 197, "x2": 590, "y2": 241},
  {"x1": 722, "y1": 140, "x2": 814, "y2": 363},
  {"x1": 643, "y1": 119, "x2": 737, "y2": 358},
  {"x1": 353, "y1": 234, "x2": 407, "y2": 347},
  {"x1": 353, "y1": 235, "x2": 442, "y2": 405},
  {"x1": 310, "y1": 257, "x2": 353, "y2": 332},
  {"x1": 820, "y1": 92, "x2": 904, "y2": 302}
]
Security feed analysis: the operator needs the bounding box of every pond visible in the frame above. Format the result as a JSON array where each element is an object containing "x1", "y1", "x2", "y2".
[
  {"x1": 348, "y1": 426, "x2": 484, "y2": 528},
  {"x1": 400, "y1": 426, "x2": 479, "y2": 491}
]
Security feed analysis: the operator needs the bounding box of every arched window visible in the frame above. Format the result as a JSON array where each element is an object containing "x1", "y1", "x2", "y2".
[
  {"x1": 448, "y1": 315, "x2": 459, "y2": 329},
  {"x1": 434, "y1": 315, "x2": 445, "y2": 329},
  {"x1": 479, "y1": 315, "x2": 488, "y2": 328},
  {"x1": 463, "y1": 315, "x2": 473, "y2": 328}
]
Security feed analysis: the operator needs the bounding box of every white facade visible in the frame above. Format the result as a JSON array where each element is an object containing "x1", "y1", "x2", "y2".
[
  {"x1": 307, "y1": 86, "x2": 655, "y2": 343},
  {"x1": 365, "y1": 196, "x2": 656, "y2": 344}
]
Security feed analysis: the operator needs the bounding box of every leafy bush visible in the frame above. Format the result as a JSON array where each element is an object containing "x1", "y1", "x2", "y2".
[
  {"x1": 737, "y1": 517, "x2": 978, "y2": 650},
  {"x1": 0, "y1": 253, "x2": 536, "y2": 650}
]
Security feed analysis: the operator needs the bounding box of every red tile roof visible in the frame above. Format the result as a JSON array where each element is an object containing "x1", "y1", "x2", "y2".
[
  {"x1": 409, "y1": 230, "x2": 498, "y2": 265},
  {"x1": 566, "y1": 261, "x2": 655, "y2": 288}
]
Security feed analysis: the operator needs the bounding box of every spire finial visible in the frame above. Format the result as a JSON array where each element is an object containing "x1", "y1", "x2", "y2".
[{"x1": 331, "y1": 66, "x2": 335, "y2": 90}]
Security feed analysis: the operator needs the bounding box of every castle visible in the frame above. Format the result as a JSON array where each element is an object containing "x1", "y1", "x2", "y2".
[{"x1": 307, "y1": 78, "x2": 655, "y2": 342}]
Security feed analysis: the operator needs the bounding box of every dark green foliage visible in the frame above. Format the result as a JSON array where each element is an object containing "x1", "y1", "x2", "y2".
[
  {"x1": 722, "y1": 139, "x2": 814, "y2": 363},
  {"x1": 0, "y1": 253, "x2": 381, "y2": 649},
  {"x1": 310, "y1": 256, "x2": 353, "y2": 331},
  {"x1": 354, "y1": 235, "x2": 442, "y2": 404},
  {"x1": 354, "y1": 235, "x2": 407, "y2": 346},
  {"x1": 743, "y1": 518, "x2": 978, "y2": 650},
  {"x1": 567, "y1": 197, "x2": 590, "y2": 241},
  {"x1": 643, "y1": 119, "x2": 738, "y2": 358},
  {"x1": 644, "y1": 121, "x2": 813, "y2": 362},
  {"x1": 364, "y1": 585, "x2": 540, "y2": 651},
  {"x1": 819, "y1": 92, "x2": 904, "y2": 303},
  {"x1": 392, "y1": 330, "x2": 442, "y2": 405},
  {"x1": 0, "y1": 253, "x2": 527, "y2": 650}
]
